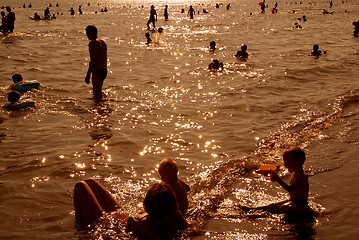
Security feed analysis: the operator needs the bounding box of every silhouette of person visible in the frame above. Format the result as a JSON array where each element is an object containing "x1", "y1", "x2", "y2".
[
  {"x1": 147, "y1": 5, "x2": 157, "y2": 30},
  {"x1": 85, "y1": 25, "x2": 108, "y2": 100},
  {"x1": 6, "y1": 6, "x2": 15, "y2": 33},
  {"x1": 188, "y1": 5, "x2": 195, "y2": 19},
  {"x1": 164, "y1": 5, "x2": 168, "y2": 21}
]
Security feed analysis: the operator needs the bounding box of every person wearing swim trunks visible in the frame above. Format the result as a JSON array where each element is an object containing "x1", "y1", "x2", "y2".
[{"x1": 85, "y1": 25, "x2": 107, "y2": 99}]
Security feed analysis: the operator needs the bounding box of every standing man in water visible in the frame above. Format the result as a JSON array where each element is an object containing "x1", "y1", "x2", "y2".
[
  {"x1": 6, "y1": 6, "x2": 15, "y2": 33},
  {"x1": 85, "y1": 25, "x2": 107, "y2": 100},
  {"x1": 147, "y1": 5, "x2": 157, "y2": 30}
]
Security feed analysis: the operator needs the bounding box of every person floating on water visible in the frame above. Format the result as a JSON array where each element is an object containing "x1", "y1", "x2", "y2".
[
  {"x1": 238, "y1": 146, "x2": 319, "y2": 217},
  {"x1": 73, "y1": 179, "x2": 189, "y2": 238},
  {"x1": 4, "y1": 91, "x2": 35, "y2": 111},
  {"x1": 235, "y1": 44, "x2": 249, "y2": 59},
  {"x1": 294, "y1": 22, "x2": 302, "y2": 29},
  {"x1": 164, "y1": 5, "x2": 168, "y2": 21},
  {"x1": 208, "y1": 59, "x2": 223, "y2": 70},
  {"x1": 311, "y1": 44, "x2": 326, "y2": 56},
  {"x1": 158, "y1": 158, "x2": 190, "y2": 214},
  {"x1": 85, "y1": 25, "x2": 108, "y2": 100},
  {"x1": 6, "y1": 6, "x2": 15, "y2": 33},
  {"x1": 147, "y1": 5, "x2": 157, "y2": 30},
  {"x1": 188, "y1": 5, "x2": 195, "y2": 19}
]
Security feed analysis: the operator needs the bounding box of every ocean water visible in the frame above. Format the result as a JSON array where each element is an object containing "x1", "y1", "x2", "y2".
[{"x1": 0, "y1": 0, "x2": 358, "y2": 239}]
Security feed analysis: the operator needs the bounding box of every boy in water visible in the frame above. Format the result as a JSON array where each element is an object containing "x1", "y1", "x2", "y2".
[
  {"x1": 85, "y1": 25, "x2": 107, "y2": 100},
  {"x1": 208, "y1": 59, "x2": 223, "y2": 70},
  {"x1": 147, "y1": 5, "x2": 157, "y2": 30},
  {"x1": 235, "y1": 44, "x2": 249, "y2": 59},
  {"x1": 145, "y1": 32, "x2": 152, "y2": 45},
  {"x1": 209, "y1": 41, "x2": 216, "y2": 50},
  {"x1": 158, "y1": 158, "x2": 190, "y2": 214},
  {"x1": 240, "y1": 147, "x2": 317, "y2": 216},
  {"x1": 4, "y1": 91, "x2": 35, "y2": 110}
]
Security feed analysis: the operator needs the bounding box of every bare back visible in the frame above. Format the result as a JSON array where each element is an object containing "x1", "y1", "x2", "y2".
[{"x1": 89, "y1": 38, "x2": 107, "y2": 71}]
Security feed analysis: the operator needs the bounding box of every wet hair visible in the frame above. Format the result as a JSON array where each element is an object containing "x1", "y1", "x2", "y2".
[
  {"x1": 313, "y1": 44, "x2": 319, "y2": 51},
  {"x1": 144, "y1": 183, "x2": 178, "y2": 219},
  {"x1": 241, "y1": 44, "x2": 247, "y2": 51},
  {"x1": 158, "y1": 158, "x2": 178, "y2": 177},
  {"x1": 283, "y1": 146, "x2": 305, "y2": 166},
  {"x1": 85, "y1": 25, "x2": 98, "y2": 36},
  {"x1": 12, "y1": 73, "x2": 23, "y2": 83},
  {"x1": 8, "y1": 91, "x2": 20, "y2": 103}
]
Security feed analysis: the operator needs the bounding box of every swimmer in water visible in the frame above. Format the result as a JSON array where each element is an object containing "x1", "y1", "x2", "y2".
[
  {"x1": 208, "y1": 59, "x2": 223, "y2": 70},
  {"x1": 164, "y1": 5, "x2": 168, "y2": 21},
  {"x1": 210, "y1": 41, "x2": 216, "y2": 50},
  {"x1": 311, "y1": 44, "x2": 326, "y2": 56},
  {"x1": 85, "y1": 25, "x2": 108, "y2": 100},
  {"x1": 4, "y1": 91, "x2": 35, "y2": 110},
  {"x1": 188, "y1": 5, "x2": 195, "y2": 19},
  {"x1": 235, "y1": 44, "x2": 249, "y2": 59}
]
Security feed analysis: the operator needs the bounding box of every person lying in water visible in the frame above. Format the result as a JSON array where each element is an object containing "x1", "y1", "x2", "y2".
[
  {"x1": 4, "y1": 91, "x2": 35, "y2": 110},
  {"x1": 73, "y1": 179, "x2": 189, "y2": 239},
  {"x1": 238, "y1": 146, "x2": 318, "y2": 217}
]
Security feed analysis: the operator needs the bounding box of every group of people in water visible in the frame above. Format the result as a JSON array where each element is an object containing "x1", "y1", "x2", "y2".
[{"x1": 74, "y1": 146, "x2": 317, "y2": 239}]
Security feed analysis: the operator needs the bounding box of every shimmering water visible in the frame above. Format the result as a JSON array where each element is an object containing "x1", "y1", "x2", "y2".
[{"x1": 0, "y1": 0, "x2": 358, "y2": 239}]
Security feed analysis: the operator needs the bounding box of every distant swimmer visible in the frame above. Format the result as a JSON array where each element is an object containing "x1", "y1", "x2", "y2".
[
  {"x1": 226, "y1": 3, "x2": 231, "y2": 10},
  {"x1": 235, "y1": 44, "x2": 249, "y2": 59},
  {"x1": 164, "y1": 5, "x2": 168, "y2": 21},
  {"x1": 294, "y1": 22, "x2": 302, "y2": 29},
  {"x1": 210, "y1": 41, "x2": 216, "y2": 50},
  {"x1": 311, "y1": 44, "x2": 326, "y2": 56},
  {"x1": 147, "y1": 5, "x2": 157, "y2": 30},
  {"x1": 208, "y1": 59, "x2": 223, "y2": 70},
  {"x1": 4, "y1": 91, "x2": 35, "y2": 111},
  {"x1": 44, "y1": 7, "x2": 50, "y2": 19},
  {"x1": 188, "y1": 5, "x2": 195, "y2": 19},
  {"x1": 85, "y1": 25, "x2": 108, "y2": 100},
  {"x1": 79, "y1": 5, "x2": 82, "y2": 14},
  {"x1": 145, "y1": 32, "x2": 152, "y2": 44},
  {"x1": 33, "y1": 12, "x2": 42, "y2": 20},
  {"x1": 302, "y1": 15, "x2": 307, "y2": 21},
  {"x1": 70, "y1": 7, "x2": 75, "y2": 15}
]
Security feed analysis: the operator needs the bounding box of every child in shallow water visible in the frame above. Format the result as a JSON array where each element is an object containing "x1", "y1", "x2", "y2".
[
  {"x1": 73, "y1": 179, "x2": 188, "y2": 239},
  {"x1": 239, "y1": 146, "x2": 318, "y2": 216},
  {"x1": 235, "y1": 44, "x2": 249, "y2": 59},
  {"x1": 4, "y1": 91, "x2": 35, "y2": 110},
  {"x1": 158, "y1": 158, "x2": 190, "y2": 214},
  {"x1": 311, "y1": 44, "x2": 326, "y2": 56}
]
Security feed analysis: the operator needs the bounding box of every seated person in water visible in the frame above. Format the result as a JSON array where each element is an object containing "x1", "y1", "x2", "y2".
[
  {"x1": 239, "y1": 147, "x2": 318, "y2": 216},
  {"x1": 311, "y1": 44, "x2": 326, "y2": 56},
  {"x1": 73, "y1": 179, "x2": 188, "y2": 239},
  {"x1": 145, "y1": 32, "x2": 152, "y2": 44},
  {"x1": 158, "y1": 158, "x2": 190, "y2": 214},
  {"x1": 209, "y1": 41, "x2": 216, "y2": 50},
  {"x1": 208, "y1": 59, "x2": 223, "y2": 70},
  {"x1": 4, "y1": 91, "x2": 35, "y2": 110},
  {"x1": 235, "y1": 44, "x2": 249, "y2": 59}
]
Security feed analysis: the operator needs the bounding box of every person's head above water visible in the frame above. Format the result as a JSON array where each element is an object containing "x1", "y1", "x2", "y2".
[
  {"x1": 143, "y1": 182, "x2": 178, "y2": 219},
  {"x1": 241, "y1": 44, "x2": 247, "y2": 51},
  {"x1": 158, "y1": 158, "x2": 178, "y2": 184},
  {"x1": 85, "y1": 25, "x2": 98, "y2": 40},
  {"x1": 313, "y1": 44, "x2": 319, "y2": 52},
  {"x1": 210, "y1": 41, "x2": 216, "y2": 50},
  {"x1": 12, "y1": 73, "x2": 23, "y2": 83},
  {"x1": 8, "y1": 91, "x2": 20, "y2": 103}
]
